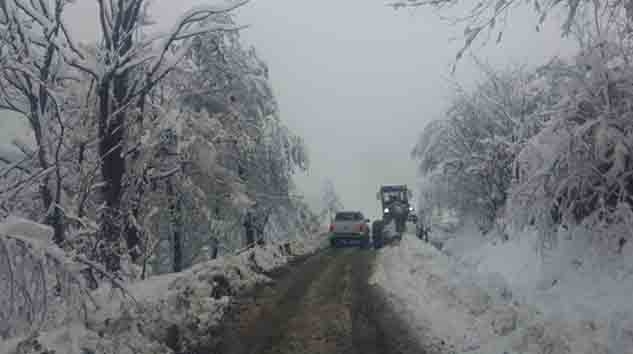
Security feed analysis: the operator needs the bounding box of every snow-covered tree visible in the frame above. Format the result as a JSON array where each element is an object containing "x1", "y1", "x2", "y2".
[
  {"x1": 388, "y1": 0, "x2": 633, "y2": 70},
  {"x1": 74, "y1": 0, "x2": 249, "y2": 273},
  {"x1": 321, "y1": 179, "x2": 343, "y2": 223},
  {"x1": 0, "y1": 0, "x2": 251, "y2": 273},
  {"x1": 412, "y1": 62, "x2": 557, "y2": 232},
  {"x1": 0, "y1": 0, "x2": 314, "y2": 281},
  {"x1": 0, "y1": 0, "x2": 79, "y2": 244},
  {"x1": 510, "y1": 38, "x2": 633, "y2": 247},
  {"x1": 408, "y1": 2, "x2": 633, "y2": 251},
  {"x1": 174, "y1": 22, "x2": 309, "y2": 250},
  {"x1": 102, "y1": 14, "x2": 311, "y2": 274},
  {"x1": 0, "y1": 1, "x2": 319, "y2": 347}
]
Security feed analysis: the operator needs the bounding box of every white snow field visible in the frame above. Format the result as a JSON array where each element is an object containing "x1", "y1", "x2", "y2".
[
  {"x1": 0, "y1": 217, "x2": 326, "y2": 354},
  {"x1": 372, "y1": 228, "x2": 633, "y2": 354}
]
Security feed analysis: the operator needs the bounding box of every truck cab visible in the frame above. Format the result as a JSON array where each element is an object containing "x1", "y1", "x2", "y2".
[
  {"x1": 328, "y1": 211, "x2": 371, "y2": 248},
  {"x1": 377, "y1": 185, "x2": 412, "y2": 234}
]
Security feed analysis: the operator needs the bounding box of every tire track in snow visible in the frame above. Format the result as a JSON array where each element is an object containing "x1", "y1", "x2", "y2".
[{"x1": 215, "y1": 247, "x2": 426, "y2": 354}]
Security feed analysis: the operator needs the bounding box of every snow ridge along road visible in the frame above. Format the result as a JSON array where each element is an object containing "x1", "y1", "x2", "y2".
[{"x1": 215, "y1": 247, "x2": 425, "y2": 354}]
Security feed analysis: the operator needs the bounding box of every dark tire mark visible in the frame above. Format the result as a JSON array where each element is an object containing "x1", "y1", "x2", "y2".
[
  {"x1": 214, "y1": 251, "x2": 336, "y2": 354},
  {"x1": 350, "y1": 250, "x2": 389, "y2": 354}
]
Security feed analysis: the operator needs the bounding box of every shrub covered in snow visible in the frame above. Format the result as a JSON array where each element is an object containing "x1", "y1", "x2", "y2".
[
  {"x1": 0, "y1": 217, "x2": 92, "y2": 340},
  {"x1": 509, "y1": 39, "x2": 633, "y2": 249},
  {"x1": 0, "y1": 0, "x2": 314, "y2": 281},
  {"x1": 412, "y1": 62, "x2": 559, "y2": 233},
  {"x1": 409, "y1": 21, "x2": 633, "y2": 352}
]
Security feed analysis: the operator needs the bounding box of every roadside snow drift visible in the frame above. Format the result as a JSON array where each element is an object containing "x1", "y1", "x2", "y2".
[
  {"x1": 371, "y1": 234, "x2": 632, "y2": 354},
  {"x1": 0, "y1": 217, "x2": 326, "y2": 354}
]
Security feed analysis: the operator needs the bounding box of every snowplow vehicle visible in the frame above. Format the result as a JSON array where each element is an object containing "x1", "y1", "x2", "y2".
[{"x1": 372, "y1": 185, "x2": 413, "y2": 248}]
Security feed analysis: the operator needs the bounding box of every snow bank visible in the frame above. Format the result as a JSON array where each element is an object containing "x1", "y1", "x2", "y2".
[
  {"x1": 0, "y1": 215, "x2": 55, "y2": 247},
  {"x1": 236, "y1": 231, "x2": 326, "y2": 274},
  {"x1": 371, "y1": 234, "x2": 497, "y2": 353},
  {"x1": 288, "y1": 228, "x2": 328, "y2": 257},
  {"x1": 372, "y1": 233, "x2": 632, "y2": 354},
  {"x1": 1, "y1": 217, "x2": 326, "y2": 354}
]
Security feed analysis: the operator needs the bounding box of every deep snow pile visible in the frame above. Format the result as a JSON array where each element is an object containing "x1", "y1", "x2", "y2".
[
  {"x1": 440, "y1": 224, "x2": 633, "y2": 324},
  {"x1": 371, "y1": 232, "x2": 633, "y2": 354},
  {"x1": 1, "y1": 218, "x2": 326, "y2": 354}
]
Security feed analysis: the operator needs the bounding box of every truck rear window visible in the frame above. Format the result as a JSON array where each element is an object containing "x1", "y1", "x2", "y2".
[{"x1": 335, "y1": 212, "x2": 362, "y2": 221}]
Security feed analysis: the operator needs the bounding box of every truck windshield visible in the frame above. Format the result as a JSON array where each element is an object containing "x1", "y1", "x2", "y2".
[
  {"x1": 335, "y1": 212, "x2": 362, "y2": 221},
  {"x1": 382, "y1": 190, "x2": 405, "y2": 203}
]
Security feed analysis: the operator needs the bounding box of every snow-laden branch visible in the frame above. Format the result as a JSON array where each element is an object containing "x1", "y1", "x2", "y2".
[
  {"x1": 0, "y1": 153, "x2": 33, "y2": 176},
  {"x1": 387, "y1": 0, "x2": 446, "y2": 8},
  {"x1": 0, "y1": 218, "x2": 93, "y2": 338}
]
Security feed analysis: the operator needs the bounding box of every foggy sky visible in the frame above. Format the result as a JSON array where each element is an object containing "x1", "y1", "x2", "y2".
[
  {"x1": 3, "y1": 0, "x2": 576, "y2": 220},
  {"x1": 233, "y1": 0, "x2": 574, "y2": 220}
]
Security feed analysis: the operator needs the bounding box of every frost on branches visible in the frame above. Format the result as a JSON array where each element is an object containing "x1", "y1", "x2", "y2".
[
  {"x1": 414, "y1": 39, "x2": 633, "y2": 247},
  {"x1": 0, "y1": 1, "x2": 319, "y2": 348},
  {"x1": 408, "y1": 12, "x2": 633, "y2": 350},
  {"x1": 0, "y1": 0, "x2": 315, "y2": 284},
  {"x1": 167, "y1": 19, "x2": 311, "y2": 255},
  {"x1": 0, "y1": 217, "x2": 92, "y2": 339},
  {"x1": 0, "y1": 0, "x2": 255, "y2": 274},
  {"x1": 412, "y1": 62, "x2": 557, "y2": 234},
  {"x1": 320, "y1": 178, "x2": 344, "y2": 223},
  {"x1": 511, "y1": 37, "x2": 633, "y2": 252}
]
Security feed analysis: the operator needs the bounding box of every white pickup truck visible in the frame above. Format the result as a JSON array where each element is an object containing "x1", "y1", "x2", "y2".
[{"x1": 328, "y1": 211, "x2": 371, "y2": 248}]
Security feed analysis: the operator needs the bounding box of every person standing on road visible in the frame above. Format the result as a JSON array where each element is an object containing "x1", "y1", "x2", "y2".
[{"x1": 416, "y1": 218, "x2": 430, "y2": 242}]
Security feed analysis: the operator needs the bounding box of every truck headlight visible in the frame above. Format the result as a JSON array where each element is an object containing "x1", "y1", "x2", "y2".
[
  {"x1": 409, "y1": 206, "x2": 414, "y2": 211},
  {"x1": 384, "y1": 208, "x2": 389, "y2": 213}
]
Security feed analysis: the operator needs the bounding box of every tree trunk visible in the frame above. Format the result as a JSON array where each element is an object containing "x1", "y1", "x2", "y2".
[
  {"x1": 244, "y1": 212, "x2": 255, "y2": 247},
  {"x1": 124, "y1": 220, "x2": 142, "y2": 262},
  {"x1": 95, "y1": 36, "x2": 134, "y2": 271},
  {"x1": 209, "y1": 237, "x2": 219, "y2": 260},
  {"x1": 29, "y1": 109, "x2": 65, "y2": 245},
  {"x1": 95, "y1": 76, "x2": 127, "y2": 272},
  {"x1": 97, "y1": 208, "x2": 122, "y2": 273},
  {"x1": 167, "y1": 181, "x2": 183, "y2": 273},
  {"x1": 124, "y1": 170, "x2": 147, "y2": 263},
  {"x1": 254, "y1": 209, "x2": 270, "y2": 246},
  {"x1": 211, "y1": 243, "x2": 219, "y2": 259},
  {"x1": 46, "y1": 208, "x2": 65, "y2": 245},
  {"x1": 94, "y1": 3, "x2": 137, "y2": 271},
  {"x1": 173, "y1": 226, "x2": 183, "y2": 273}
]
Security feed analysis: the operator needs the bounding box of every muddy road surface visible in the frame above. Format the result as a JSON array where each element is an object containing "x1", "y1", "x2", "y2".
[{"x1": 215, "y1": 247, "x2": 425, "y2": 354}]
